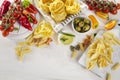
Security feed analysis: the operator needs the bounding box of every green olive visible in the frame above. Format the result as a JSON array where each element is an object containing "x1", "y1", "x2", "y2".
[
  {"x1": 79, "y1": 21, "x2": 84, "y2": 27},
  {"x1": 83, "y1": 25, "x2": 90, "y2": 31},
  {"x1": 84, "y1": 19, "x2": 90, "y2": 24},
  {"x1": 74, "y1": 18, "x2": 80, "y2": 24},
  {"x1": 75, "y1": 26, "x2": 81, "y2": 32}
]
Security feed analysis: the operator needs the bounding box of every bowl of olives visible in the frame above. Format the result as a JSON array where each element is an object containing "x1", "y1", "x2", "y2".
[{"x1": 72, "y1": 17, "x2": 91, "y2": 33}]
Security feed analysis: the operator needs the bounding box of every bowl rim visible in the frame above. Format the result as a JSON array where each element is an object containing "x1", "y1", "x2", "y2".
[{"x1": 72, "y1": 16, "x2": 91, "y2": 34}]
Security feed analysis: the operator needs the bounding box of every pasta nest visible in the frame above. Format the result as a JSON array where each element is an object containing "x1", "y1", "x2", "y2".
[
  {"x1": 38, "y1": 0, "x2": 80, "y2": 22},
  {"x1": 49, "y1": 0, "x2": 67, "y2": 22},
  {"x1": 65, "y1": 0, "x2": 80, "y2": 14},
  {"x1": 38, "y1": 0, "x2": 54, "y2": 13}
]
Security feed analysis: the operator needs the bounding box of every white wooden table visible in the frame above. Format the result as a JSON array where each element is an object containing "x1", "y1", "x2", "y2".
[{"x1": 0, "y1": 0, "x2": 120, "y2": 80}]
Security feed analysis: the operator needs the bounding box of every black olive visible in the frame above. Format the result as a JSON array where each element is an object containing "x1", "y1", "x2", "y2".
[
  {"x1": 75, "y1": 44, "x2": 80, "y2": 50},
  {"x1": 118, "y1": 24, "x2": 120, "y2": 26},
  {"x1": 70, "y1": 45, "x2": 75, "y2": 51}
]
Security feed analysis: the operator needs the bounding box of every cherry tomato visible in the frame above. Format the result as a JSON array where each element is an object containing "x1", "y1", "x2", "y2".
[
  {"x1": 8, "y1": 25, "x2": 14, "y2": 32},
  {"x1": 17, "y1": 5, "x2": 22, "y2": 11},
  {"x1": 95, "y1": 5, "x2": 102, "y2": 11},
  {"x1": 97, "y1": 8, "x2": 102, "y2": 12},
  {"x1": 13, "y1": 12, "x2": 20, "y2": 19},
  {"x1": 2, "y1": 30, "x2": 9, "y2": 37},
  {"x1": 116, "y1": 3, "x2": 120, "y2": 9},
  {"x1": 15, "y1": 0, "x2": 18, "y2": 2},
  {"x1": 9, "y1": 6, "x2": 13, "y2": 10},
  {"x1": 88, "y1": 5, "x2": 94, "y2": 10},
  {"x1": 86, "y1": 1, "x2": 90, "y2": 5},
  {"x1": 15, "y1": 0, "x2": 21, "y2": 3},
  {"x1": 0, "y1": 25, "x2": 4, "y2": 31},
  {"x1": 103, "y1": 8, "x2": 109, "y2": 13},
  {"x1": 93, "y1": 1, "x2": 97, "y2": 6},
  {"x1": 9, "y1": 19, "x2": 16, "y2": 24},
  {"x1": 2, "y1": 18, "x2": 7, "y2": 23},
  {"x1": 110, "y1": 9, "x2": 117, "y2": 14}
]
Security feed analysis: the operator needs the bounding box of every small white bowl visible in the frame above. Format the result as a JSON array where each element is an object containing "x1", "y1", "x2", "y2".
[{"x1": 72, "y1": 17, "x2": 91, "y2": 34}]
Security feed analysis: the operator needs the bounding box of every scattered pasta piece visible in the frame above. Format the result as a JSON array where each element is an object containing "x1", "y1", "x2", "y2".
[
  {"x1": 15, "y1": 42, "x2": 32, "y2": 61},
  {"x1": 106, "y1": 73, "x2": 111, "y2": 80},
  {"x1": 71, "y1": 50, "x2": 77, "y2": 59},
  {"x1": 111, "y1": 63, "x2": 120, "y2": 71},
  {"x1": 79, "y1": 43, "x2": 84, "y2": 51}
]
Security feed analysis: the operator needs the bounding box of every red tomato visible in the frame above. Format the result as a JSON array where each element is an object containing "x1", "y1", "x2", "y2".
[
  {"x1": 13, "y1": 12, "x2": 20, "y2": 19},
  {"x1": 2, "y1": 30, "x2": 9, "y2": 37},
  {"x1": 8, "y1": 25, "x2": 14, "y2": 32},
  {"x1": 97, "y1": 8, "x2": 102, "y2": 12},
  {"x1": 103, "y1": 9, "x2": 109, "y2": 13},
  {"x1": 116, "y1": 3, "x2": 120, "y2": 9},
  {"x1": 88, "y1": 5, "x2": 94, "y2": 10},
  {"x1": 15, "y1": 0, "x2": 19, "y2": 2},
  {"x1": 17, "y1": 5, "x2": 22, "y2": 11},
  {"x1": 86, "y1": 1, "x2": 90, "y2": 5},
  {"x1": 95, "y1": 5, "x2": 102, "y2": 11},
  {"x1": 0, "y1": 25, "x2": 4, "y2": 31},
  {"x1": 15, "y1": 0, "x2": 21, "y2": 3},
  {"x1": 93, "y1": 1, "x2": 97, "y2": 6},
  {"x1": 110, "y1": 9, "x2": 117, "y2": 14},
  {"x1": 2, "y1": 18, "x2": 7, "y2": 23},
  {"x1": 9, "y1": 6, "x2": 13, "y2": 10},
  {"x1": 9, "y1": 19, "x2": 16, "y2": 24}
]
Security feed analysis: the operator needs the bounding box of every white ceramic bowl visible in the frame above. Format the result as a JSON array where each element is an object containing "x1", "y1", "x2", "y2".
[{"x1": 72, "y1": 16, "x2": 91, "y2": 34}]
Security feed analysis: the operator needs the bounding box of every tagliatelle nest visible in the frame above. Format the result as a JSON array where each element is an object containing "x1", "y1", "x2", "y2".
[
  {"x1": 49, "y1": 0, "x2": 67, "y2": 22},
  {"x1": 37, "y1": 0, "x2": 80, "y2": 22},
  {"x1": 37, "y1": 0, "x2": 54, "y2": 13}
]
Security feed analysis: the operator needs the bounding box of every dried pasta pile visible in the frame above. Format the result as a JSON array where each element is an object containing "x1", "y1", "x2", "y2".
[
  {"x1": 15, "y1": 21, "x2": 53, "y2": 61},
  {"x1": 37, "y1": 0, "x2": 80, "y2": 22},
  {"x1": 86, "y1": 32, "x2": 120, "y2": 70},
  {"x1": 26, "y1": 21, "x2": 53, "y2": 47}
]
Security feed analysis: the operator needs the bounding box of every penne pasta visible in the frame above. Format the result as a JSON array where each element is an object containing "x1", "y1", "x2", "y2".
[
  {"x1": 111, "y1": 63, "x2": 120, "y2": 71},
  {"x1": 86, "y1": 32, "x2": 120, "y2": 70},
  {"x1": 106, "y1": 73, "x2": 111, "y2": 80}
]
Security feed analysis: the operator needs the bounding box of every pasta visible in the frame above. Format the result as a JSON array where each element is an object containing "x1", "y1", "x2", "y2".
[
  {"x1": 37, "y1": 0, "x2": 54, "y2": 13},
  {"x1": 71, "y1": 50, "x2": 77, "y2": 59},
  {"x1": 15, "y1": 42, "x2": 32, "y2": 61},
  {"x1": 34, "y1": 21, "x2": 53, "y2": 37},
  {"x1": 26, "y1": 21, "x2": 53, "y2": 47},
  {"x1": 65, "y1": 0, "x2": 80, "y2": 14},
  {"x1": 15, "y1": 21, "x2": 53, "y2": 61},
  {"x1": 106, "y1": 73, "x2": 111, "y2": 80},
  {"x1": 111, "y1": 63, "x2": 120, "y2": 70},
  {"x1": 37, "y1": 0, "x2": 80, "y2": 22},
  {"x1": 49, "y1": 0, "x2": 67, "y2": 22},
  {"x1": 86, "y1": 32, "x2": 120, "y2": 70}
]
